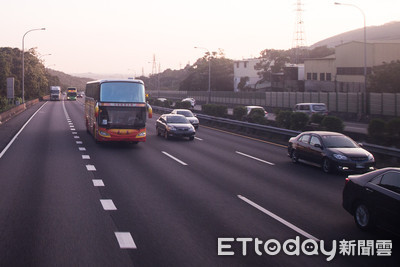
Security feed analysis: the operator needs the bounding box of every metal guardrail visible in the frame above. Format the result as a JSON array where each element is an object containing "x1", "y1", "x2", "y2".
[
  {"x1": 152, "y1": 106, "x2": 400, "y2": 159},
  {"x1": 362, "y1": 144, "x2": 400, "y2": 158},
  {"x1": 196, "y1": 113, "x2": 300, "y2": 137}
]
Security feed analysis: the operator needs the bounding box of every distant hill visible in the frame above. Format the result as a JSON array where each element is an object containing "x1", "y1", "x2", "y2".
[
  {"x1": 70, "y1": 73, "x2": 131, "y2": 80},
  {"x1": 47, "y1": 69, "x2": 92, "y2": 92},
  {"x1": 311, "y1": 21, "x2": 400, "y2": 48}
]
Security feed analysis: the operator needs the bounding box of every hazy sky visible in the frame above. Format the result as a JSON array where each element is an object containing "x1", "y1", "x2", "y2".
[{"x1": 0, "y1": 0, "x2": 399, "y2": 77}]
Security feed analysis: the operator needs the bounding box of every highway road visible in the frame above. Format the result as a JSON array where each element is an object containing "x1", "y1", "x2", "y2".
[{"x1": 0, "y1": 99, "x2": 398, "y2": 266}]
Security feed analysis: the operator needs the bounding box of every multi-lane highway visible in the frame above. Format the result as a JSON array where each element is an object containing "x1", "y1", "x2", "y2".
[{"x1": 0, "y1": 99, "x2": 398, "y2": 266}]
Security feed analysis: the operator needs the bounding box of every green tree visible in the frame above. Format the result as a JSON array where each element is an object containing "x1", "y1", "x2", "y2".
[
  {"x1": 179, "y1": 49, "x2": 233, "y2": 91},
  {"x1": 254, "y1": 46, "x2": 334, "y2": 85},
  {"x1": 308, "y1": 46, "x2": 335, "y2": 59},
  {"x1": 237, "y1": 76, "x2": 250, "y2": 91},
  {"x1": 368, "y1": 60, "x2": 400, "y2": 93},
  {"x1": 0, "y1": 47, "x2": 55, "y2": 100},
  {"x1": 254, "y1": 49, "x2": 290, "y2": 84}
]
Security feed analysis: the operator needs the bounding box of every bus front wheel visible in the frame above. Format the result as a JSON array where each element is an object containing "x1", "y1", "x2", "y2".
[{"x1": 93, "y1": 127, "x2": 100, "y2": 143}]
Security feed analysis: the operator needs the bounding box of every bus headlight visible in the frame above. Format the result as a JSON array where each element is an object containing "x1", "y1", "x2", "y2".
[
  {"x1": 136, "y1": 131, "x2": 146, "y2": 137},
  {"x1": 99, "y1": 131, "x2": 110, "y2": 137}
]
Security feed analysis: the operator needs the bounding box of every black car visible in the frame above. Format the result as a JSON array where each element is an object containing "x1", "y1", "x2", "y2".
[
  {"x1": 343, "y1": 168, "x2": 400, "y2": 235},
  {"x1": 156, "y1": 114, "x2": 195, "y2": 141},
  {"x1": 288, "y1": 131, "x2": 375, "y2": 173}
]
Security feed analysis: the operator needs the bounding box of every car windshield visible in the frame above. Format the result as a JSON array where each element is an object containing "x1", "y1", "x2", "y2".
[
  {"x1": 177, "y1": 110, "x2": 194, "y2": 117},
  {"x1": 167, "y1": 116, "x2": 189, "y2": 123},
  {"x1": 322, "y1": 135, "x2": 358, "y2": 148},
  {"x1": 313, "y1": 105, "x2": 326, "y2": 111}
]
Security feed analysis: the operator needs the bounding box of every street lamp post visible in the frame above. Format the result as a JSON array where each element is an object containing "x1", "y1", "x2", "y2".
[
  {"x1": 334, "y1": 2, "x2": 367, "y2": 114},
  {"x1": 22, "y1": 28, "x2": 45, "y2": 103},
  {"x1": 194, "y1": 46, "x2": 211, "y2": 104}
]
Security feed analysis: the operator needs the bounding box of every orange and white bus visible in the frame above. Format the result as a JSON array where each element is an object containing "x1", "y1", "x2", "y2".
[{"x1": 85, "y1": 79, "x2": 152, "y2": 143}]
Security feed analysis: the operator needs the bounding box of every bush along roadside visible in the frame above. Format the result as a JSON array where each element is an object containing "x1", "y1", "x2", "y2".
[
  {"x1": 233, "y1": 106, "x2": 247, "y2": 120},
  {"x1": 202, "y1": 104, "x2": 228, "y2": 117},
  {"x1": 0, "y1": 96, "x2": 23, "y2": 113},
  {"x1": 175, "y1": 101, "x2": 192, "y2": 109},
  {"x1": 368, "y1": 118, "x2": 400, "y2": 148},
  {"x1": 275, "y1": 110, "x2": 345, "y2": 133}
]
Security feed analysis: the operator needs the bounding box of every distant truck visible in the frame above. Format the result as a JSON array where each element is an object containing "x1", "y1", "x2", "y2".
[{"x1": 50, "y1": 86, "x2": 61, "y2": 101}]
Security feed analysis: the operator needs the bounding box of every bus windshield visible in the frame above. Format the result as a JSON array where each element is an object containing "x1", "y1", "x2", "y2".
[
  {"x1": 99, "y1": 106, "x2": 145, "y2": 129},
  {"x1": 100, "y1": 82, "x2": 145, "y2": 103}
]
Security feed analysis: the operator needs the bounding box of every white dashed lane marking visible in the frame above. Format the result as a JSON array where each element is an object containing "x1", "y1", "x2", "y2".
[
  {"x1": 115, "y1": 232, "x2": 137, "y2": 249},
  {"x1": 100, "y1": 199, "x2": 117, "y2": 210},
  {"x1": 162, "y1": 151, "x2": 188, "y2": 166},
  {"x1": 238, "y1": 195, "x2": 319, "y2": 241},
  {"x1": 92, "y1": 179, "x2": 104, "y2": 186},
  {"x1": 235, "y1": 151, "x2": 275, "y2": 166},
  {"x1": 63, "y1": 101, "x2": 139, "y2": 251},
  {"x1": 86, "y1": 165, "x2": 96, "y2": 171}
]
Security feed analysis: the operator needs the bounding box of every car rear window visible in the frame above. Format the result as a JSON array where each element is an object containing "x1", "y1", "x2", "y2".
[{"x1": 177, "y1": 111, "x2": 194, "y2": 117}]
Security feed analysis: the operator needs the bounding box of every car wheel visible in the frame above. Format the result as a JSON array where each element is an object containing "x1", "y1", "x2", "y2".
[
  {"x1": 86, "y1": 119, "x2": 90, "y2": 133},
  {"x1": 322, "y1": 158, "x2": 331, "y2": 173},
  {"x1": 189, "y1": 136, "x2": 194, "y2": 141},
  {"x1": 354, "y1": 203, "x2": 373, "y2": 231},
  {"x1": 156, "y1": 127, "x2": 160, "y2": 136},
  {"x1": 291, "y1": 150, "x2": 299, "y2": 163}
]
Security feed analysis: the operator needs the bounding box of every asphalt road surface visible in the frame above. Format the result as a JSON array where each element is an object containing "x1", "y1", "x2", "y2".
[{"x1": 0, "y1": 99, "x2": 398, "y2": 266}]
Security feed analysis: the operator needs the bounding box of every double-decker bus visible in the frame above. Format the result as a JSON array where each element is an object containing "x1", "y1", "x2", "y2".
[
  {"x1": 85, "y1": 79, "x2": 152, "y2": 143},
  {"x1": 67, "y1": 87, "x2": 77, "y2": 100}
]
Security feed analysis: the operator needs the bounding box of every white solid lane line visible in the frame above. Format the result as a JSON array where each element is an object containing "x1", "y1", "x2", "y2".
[
  {"x1": 115, "y1": 232, "x2": 137, "y2": 249},
  {"x1": 162, "y1": 151, "x2": 188, "y2": 166},
  {"x1": 235, "y1": 151, "x2": 275, "y2": 166},
  {"x1": 0, "y1": 102, "x2": 48, "y2": 159},
  {"x1": 238, "y1": 195, "x2": 320, "y2": 242}
]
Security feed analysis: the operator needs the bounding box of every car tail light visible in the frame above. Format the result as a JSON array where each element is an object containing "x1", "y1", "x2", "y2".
[{"x1": 345, "y1": 177, "x2": 349, "y2": 185}]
